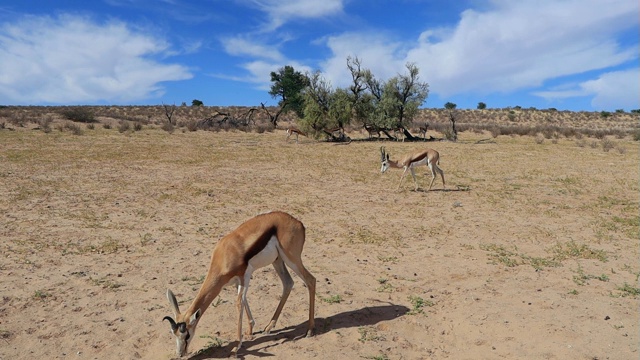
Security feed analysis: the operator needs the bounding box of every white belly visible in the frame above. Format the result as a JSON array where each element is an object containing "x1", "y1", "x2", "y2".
[{"x1": 247, "y1": 236, "x2": 279, "y2": 271}]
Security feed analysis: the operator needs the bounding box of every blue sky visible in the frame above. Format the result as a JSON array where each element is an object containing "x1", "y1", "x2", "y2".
[{"x1": 0, "y1": 0, "x2": 638, "y2": 111}]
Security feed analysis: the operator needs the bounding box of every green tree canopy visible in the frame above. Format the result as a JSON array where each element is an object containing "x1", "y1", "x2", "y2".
[{"x1": 269, "y1": 65, "x2": 309, "y2": 118}]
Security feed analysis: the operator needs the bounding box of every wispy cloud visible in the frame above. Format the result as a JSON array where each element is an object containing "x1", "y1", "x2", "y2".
[
  {"x1": 534, "y1": 69, "x2": 640, "y2": 109},
  {"x1": 221, "y1": 35, "x2": 285, "y2": 62},
  {"x1": 314, "y1": 0, "x2": 638, "y2": 109},
  {"x1": 242, "y1": 0, "x2": 344, "y2": 31},
  {"x1": 0, "y1": 14, "x2": 192, "y2": 104},
  {"x1": 405, "y1": 0, "x2": 638, "y2": 96}
]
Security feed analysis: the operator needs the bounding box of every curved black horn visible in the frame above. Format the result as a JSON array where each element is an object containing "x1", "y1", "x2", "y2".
[{"x1": 163, "y1": 316, "x2": 178, "y2": 331}]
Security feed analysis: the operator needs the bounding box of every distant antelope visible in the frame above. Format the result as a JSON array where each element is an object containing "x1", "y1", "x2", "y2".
[
  {"x1": 364, "y1": 124, "x2": 380, "y2": 140},
  {"x1": 392, "y1": 126, "x2": 405, "y2": 142},
  {"x1": 418, "y1": 123, "x2": 429, "y2": 139},
  {"x1": 286, "y1": 127, "x2": 306, "y2": 143},
  {"x1": 380, "y1": 146, "x2": 445, "y2": 191}
]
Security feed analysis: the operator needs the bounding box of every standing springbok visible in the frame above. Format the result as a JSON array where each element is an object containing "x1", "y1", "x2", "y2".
[
  {"x1": 380, "y1": 146, "x2": 445, "y2": 191},
  {"x1": 286, "y1": 127, "x2": 306, "y2": 143},
  {"x1": 163, "y1": 211, "x2": 316, "y2": 358}
]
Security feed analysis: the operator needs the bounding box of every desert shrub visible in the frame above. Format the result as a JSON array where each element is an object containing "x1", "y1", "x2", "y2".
[
  {"x1": 560, "y1": 127, "x2": 577, "y2": 138},
  {"x1": 118, "y1": 121, "x2": 130, "y2": 133},
  {"x1": 590, "y1": 141, "x2": 598, "y2": 149},
  {"x1": 64, "y1": 122, "x2": 84, "y2": 135},
  {"x1": 185, "y1": 120, "x2": 198, "y2": 132},
  {"x1": 86, "y1": 123, "x2": 95, "y2": 130},
  {"x1": 633, "y1": 130, "x2": 640, "y2": 141},
  {"x1": 103, "y1": 123, "x2": 112, "y2": 129},
  {"x1": 60, "y1": 107, "x2": 96, "y2": 123},
  {"x1": 489, "y1": 126, "x2": 501, "y2": 138},
  {"x1": 7, "y1": 112, "x2": 27, "y2": 127},
  {"x1": 133, "y1": 122, "x2": 143, "y2": 131},
  {"x1": 593, "y1": 130, "x2": 607, "y2": 140},
  {"x1": 601, "y1": 138, "x2": 615, "y2": 152},
  {"x1": 535, "y1": 135, "x2": 544, "y2": 144},
  {"x1": 161, "y1": 122, "x2": 175, "y2": 133},
  {"x1": 613, "y1": 130, "x2": 626, "y2": 139},
  {"x1": 576, "y1": 139, "x2": 587, "y2": 147},
  {"x1": 39, "y1": 116, "x2": 53, "y2": 133},
  {"x1": 616, "y1": 146, "x2": 626, "y2": 154}
]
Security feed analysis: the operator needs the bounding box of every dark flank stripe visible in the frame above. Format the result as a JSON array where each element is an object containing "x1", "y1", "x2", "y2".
[{"x1": 243, "y1": 225, "x2": 277, "y2": 264}]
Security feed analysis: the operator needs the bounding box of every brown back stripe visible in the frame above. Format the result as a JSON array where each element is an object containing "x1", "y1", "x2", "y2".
[{"x1": 243, "y1": 226, "x2": 277, "y2": 264}]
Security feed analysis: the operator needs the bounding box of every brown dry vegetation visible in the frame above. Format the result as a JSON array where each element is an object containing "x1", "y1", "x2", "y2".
[{"x1": 0, "y1": 106, "x2": 638, "y2": 360}]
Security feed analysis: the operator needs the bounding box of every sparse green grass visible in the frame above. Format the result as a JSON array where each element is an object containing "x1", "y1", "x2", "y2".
[
  {"x1": 321, "y1": 294, "x2": 343, "y2": 304},
  {"x1": 408, "y1": 295, "x2": 433, "y2": 315},
  {"x1": 33, "y1": 290, "x2": 50, "y2": 300},
  {"x1": 376, "y1": 278, "x2": 393, "y2": 293},
  {"x1": 363, "y1": 355, "x2": 390, "y2": 360},
  {"x1": 614, "y1": 283, "x2": 640, "y2": 298},
  {"x1": 480, "y1": 240, "x2": 606, "y2": 272},
  {"x1": 182, "y1": 275, "x2": 206, "y2": 285},
  {"x1": 357, "y1": 326, "x2": 383, "y2": 343},
  {"x1": 194, "y1": 335, "x2": 225, "y2": 355},
  {"x1": 550, "y1": 241, "x2": 608, "y2": 262},
  {"x1": 89, "y1": 276, "x2": 124, "y2": 289},
  {"x1": 350, "y1": 227, "x2": 387, "y2": 245}
]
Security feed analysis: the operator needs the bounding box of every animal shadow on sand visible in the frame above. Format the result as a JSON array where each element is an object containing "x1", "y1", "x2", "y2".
[{"x1": 188, "y1": 303, "x2": 410, "y2": 359}]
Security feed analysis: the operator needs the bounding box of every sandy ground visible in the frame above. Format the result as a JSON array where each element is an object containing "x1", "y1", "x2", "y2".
[{"x1": 1, "y1": 126, "x2": 638, "y2": 360}]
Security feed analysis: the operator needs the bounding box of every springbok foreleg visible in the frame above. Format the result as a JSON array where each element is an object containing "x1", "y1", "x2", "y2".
[
  {"x1": 263, "y1": 257, "x2": 293, "y2": 334},
  {"x1": 243, "y1": 295, "x2": 255, "y2": 339},
  {"x1": 410, "y1": 167, "x2": 419, "y2": 191},
  {"x1": 397, "y1": 167, "x2": 410, "y2": 191},
  {"x1": 233, "y1": 282, "x2": 250, "y2": 356}
]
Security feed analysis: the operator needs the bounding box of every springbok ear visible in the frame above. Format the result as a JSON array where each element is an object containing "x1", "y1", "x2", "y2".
[
  {"x1": 189, "y1": 309, "x2": 201, "y2": 326},
  {"x1": 167, "y1": 289, "x2": 181, "y2": 316}
]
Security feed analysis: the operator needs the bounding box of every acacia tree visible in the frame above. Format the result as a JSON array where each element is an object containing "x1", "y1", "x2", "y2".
[
  {"x1": 444, "y1": 102, "x2": 458, "y2": 141},
  {"x1": 346, "y1": 56, "x2": 374, "y2": 125},
  {"x1": 299, "y1": 71, "x2": 332, "y2": 134},
  {"x1": 350, "y1": 62, "x2": 428, "y2": 140},
  {"x1": 381, "y1": 63, "x2": 429, "y2": 135},
  {"x1": 266, "y1": 65, "x2": 309, "y2": 126}
]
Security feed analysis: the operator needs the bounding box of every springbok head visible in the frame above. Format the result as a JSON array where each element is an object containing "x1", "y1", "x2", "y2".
[
  {"x1": 163, "y1": 289, "x2": 201, "y2": 357},
  {"x1": 380, "y1": 146, "x2": 390, "y2": 173}
]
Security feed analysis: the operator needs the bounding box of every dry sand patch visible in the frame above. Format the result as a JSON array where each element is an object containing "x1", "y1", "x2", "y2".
[{"x1": 1, "y1": 127, "x2": 638, "y2": 359}]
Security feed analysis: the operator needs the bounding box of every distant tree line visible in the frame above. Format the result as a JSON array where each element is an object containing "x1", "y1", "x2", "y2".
[{"x1": 267, "y1": 57, "x2": 430, "y2": 141}]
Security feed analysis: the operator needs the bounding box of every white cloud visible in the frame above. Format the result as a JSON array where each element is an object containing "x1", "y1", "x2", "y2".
[
  {"x1": 0, "y1": 14, "x2": 192, "y2": 104},
  {"x1": 244, "y1": 0, "x2": 344, "y2": 31},
  {"x1": 314, "y1": 0, "x2": 637, "y2": 103},
  {"x1": 221, "y1": 35, "x2": 285, "y2": 62},
  {"x1": 534, "y1": 69, "x2": 640, "y2": 110},
  {"x1": 319, "y1": 32, "x2": 407, "y2": 88},
  {"x1": 410, "y1": 0, "x2": 637, "y2": 96}
]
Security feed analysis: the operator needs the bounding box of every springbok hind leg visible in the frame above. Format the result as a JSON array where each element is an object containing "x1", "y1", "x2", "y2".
[
  {"x1": 263, "y1": 257, "x2": 293, "y2": 334},
  {"x1": 427, "y1": 163, "x2": 437, "y2": 190}
]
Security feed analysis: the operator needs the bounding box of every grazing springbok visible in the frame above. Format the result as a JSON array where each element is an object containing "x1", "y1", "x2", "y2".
[
  {"x1": 286, "y1": 127, "x2": 306, "y2": 143},
  {"x1": 380, "y1": 146, "x2": 445, "y2": 191},
  {"x1": 163, "y1": 211, "x2": 316, "y2": 358}
]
